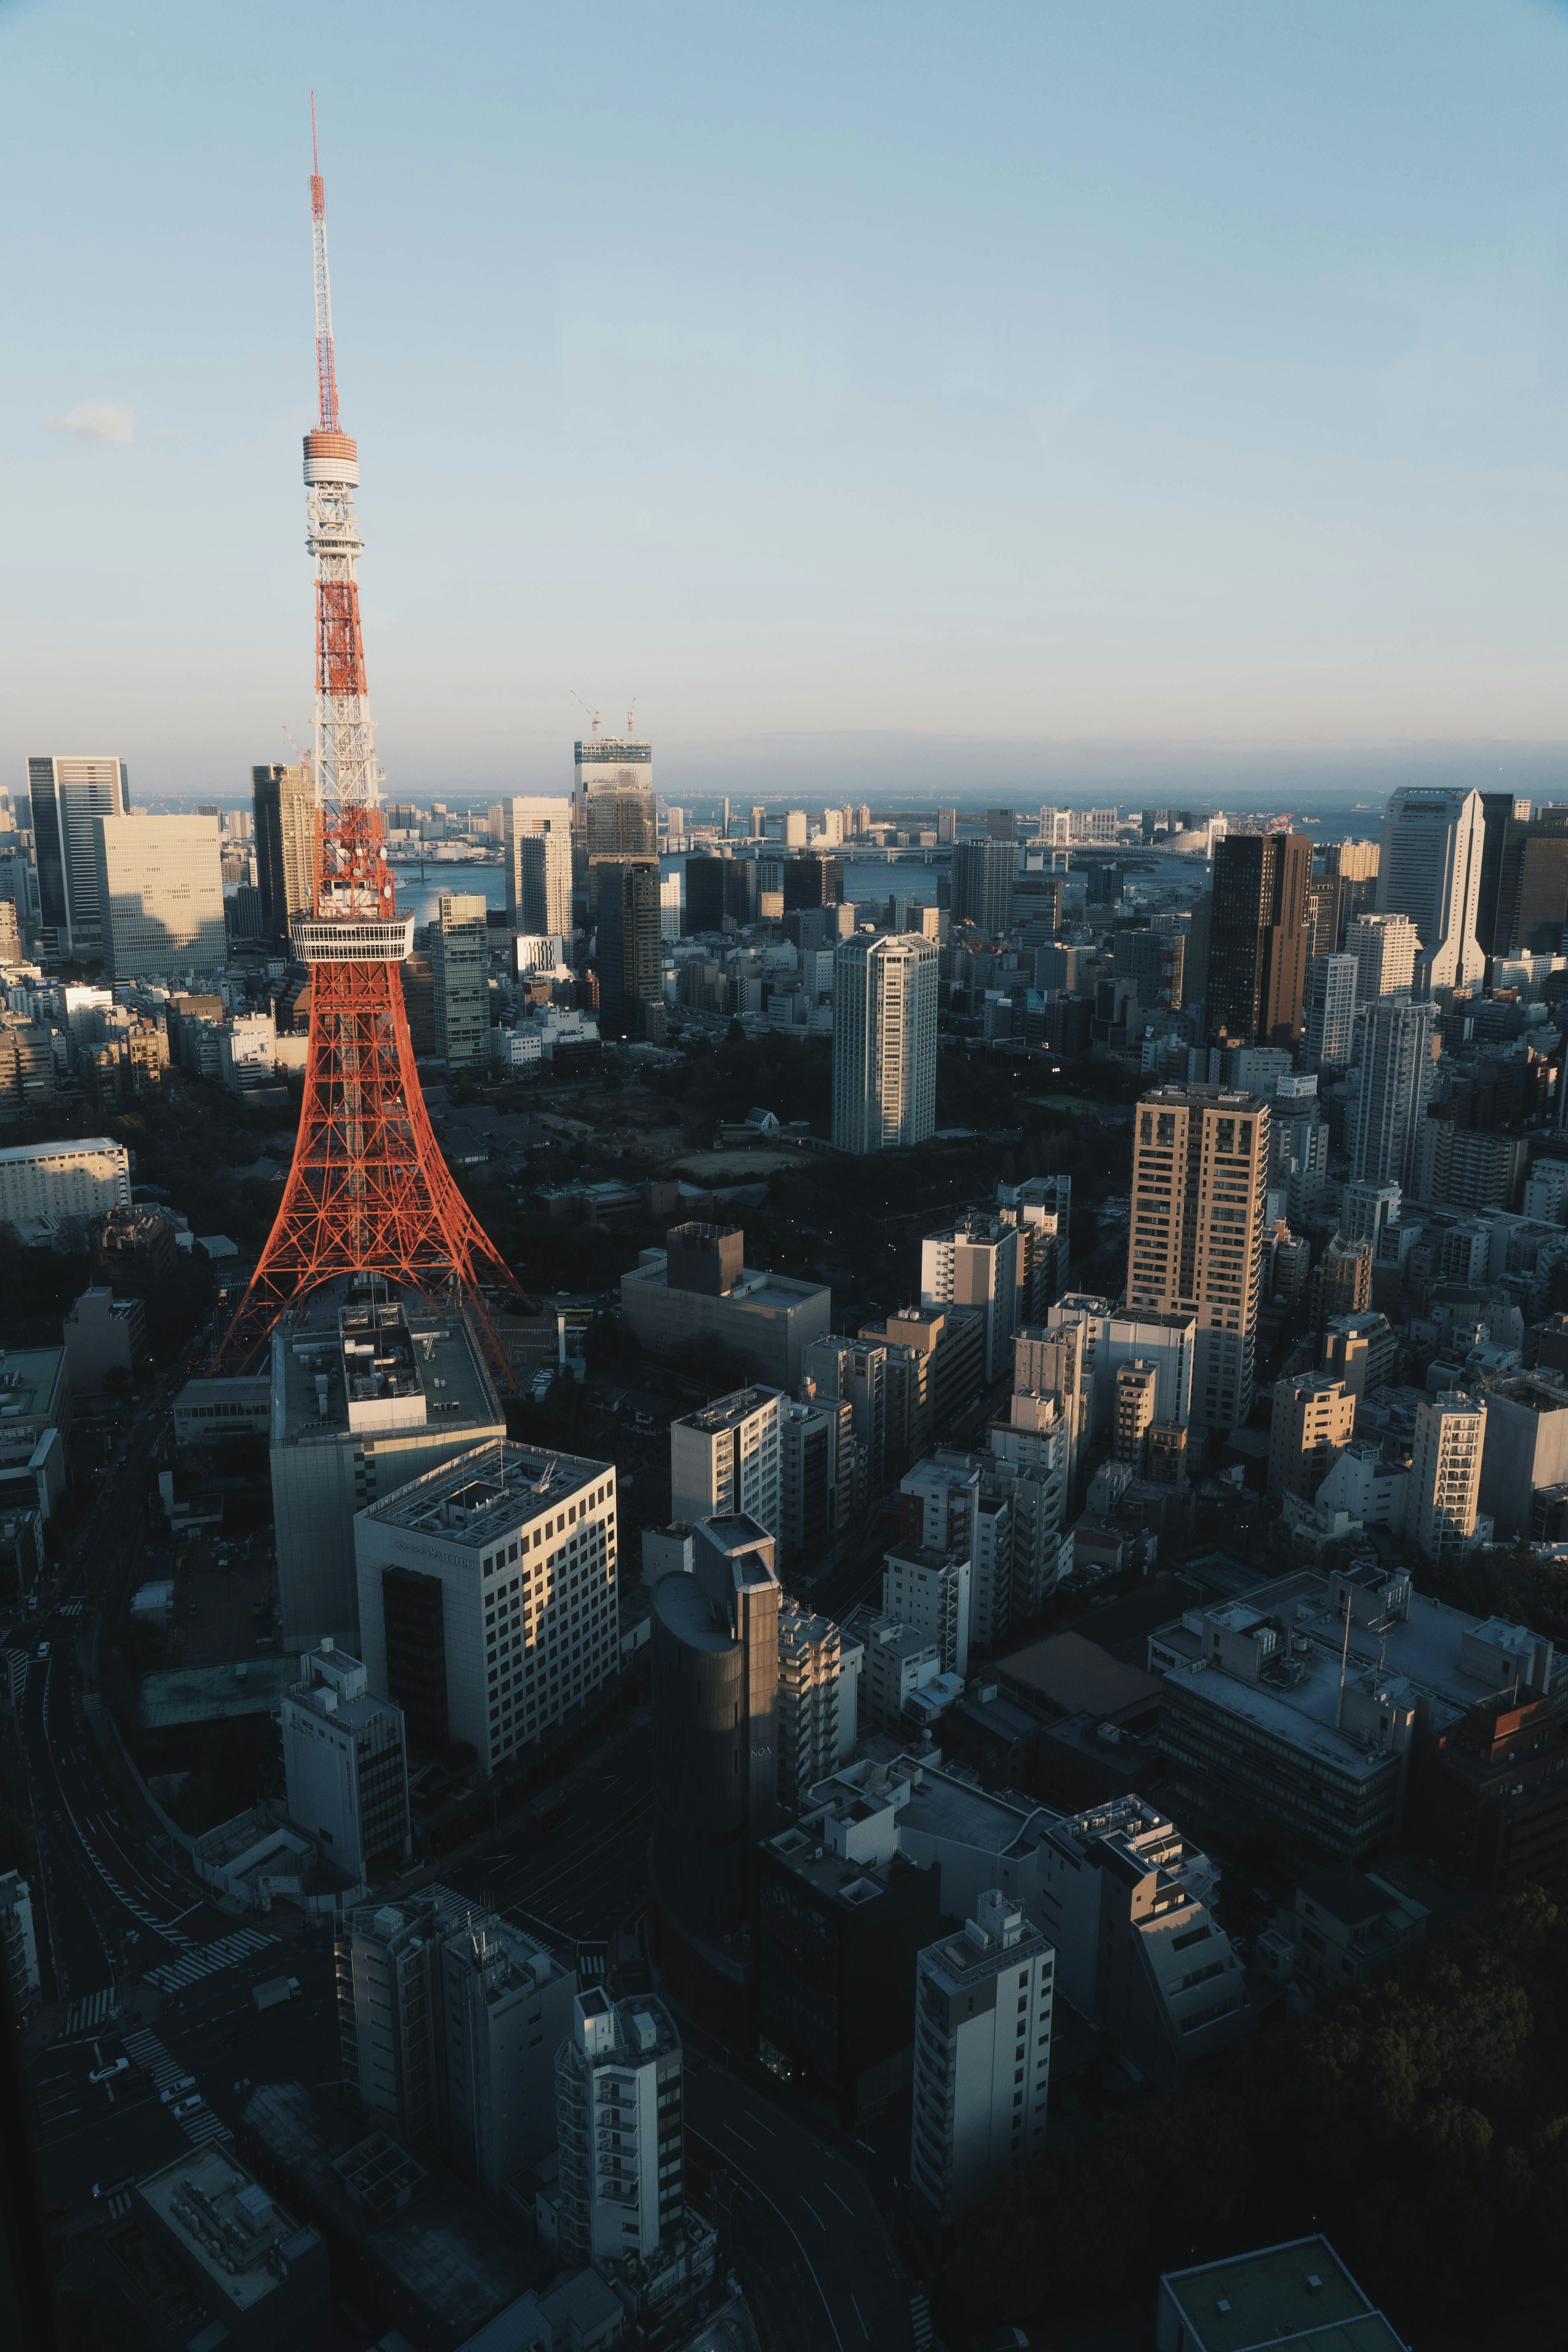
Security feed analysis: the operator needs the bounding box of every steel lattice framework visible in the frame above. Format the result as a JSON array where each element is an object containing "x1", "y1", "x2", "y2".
[{"x1": 214, "y1": 114, "x2": 525, "y2": 1384}]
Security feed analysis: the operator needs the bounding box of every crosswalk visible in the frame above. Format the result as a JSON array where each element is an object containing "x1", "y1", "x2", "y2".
[
  {"x1": 61, "y1": 1988, "x2": 116, "y2": 2036},
  {"x1": 4, "y1": 1649, "x2": 29, "y2": 1704},
  {"x1": 146, "y1": 1927, "x2": 276, "y2": 1993},
  {"x1": 122, "y1": 2027, "x2": 231, "y2": 2149},
  {"x1": 576, "y1": 1940, "x2": 608, "y2": 1982},
  {"x1": 58, "y1": 1601, "x2": 84, "y2": 1618},
  {"x1": 910, "y1": 2293, "x2": 933, "y2": 2351},
  {"x1": 103, "y1": 2191, "x2": 133, "y2": 2221}
]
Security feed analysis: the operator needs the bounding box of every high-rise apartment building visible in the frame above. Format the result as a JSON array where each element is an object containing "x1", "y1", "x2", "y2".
[
  {"x1": 503, "y1": 797, "x2": 574, "y2": 938},
  {"x1": 1349, "y1": 999, "x2": 1436, "y2": 1190},
  {"x1": 1267, "y1": 1374, "x2": 1356, "y2": 1501},
  {"x1": 595, "y1": 860, "x2": 662, "y2": 1038},
  {"x1": 1376, "y1": 785, "x2": 1486, "y2": 989},
  {"x1": 669, "y1": 1385, "x2": 783, "y2": 1538},
  {"x1": 1301, "y1": 952, "x2": 1358, "y2": 1069},
  {"x1": 430, "y1": 893, "x2": 490, "y2": 1072},
  {"x1": 1312, "y1": 1234, "x2": 1373, "y2": 1326},
  {"x1": 950, "y1": 840, "x2": 1015, "y2": 937},
  {"x1": 1345, "y1": 911, "x2": 1418, "y2": 1002},
  {"x1": 27, "y1": 754, "x2": 129, "y2": 953},
  {"x1": 252, "y1": 762, "x2": 318, "y2": 941},
  {"x1": 1410, "y1": 1390, "x2": 1486, "y2": 1561},
  {"x1": 882, "y1": 1541, "x2": 971, "y2": 1678},
  {"x1": 776, "y1": 1600, "x2": 858, "y2": 1806},
  {"x1": 920, "y1": 1214, "x2": 1021, "y2": 1383},
  {"x1": 909, "y1": 1889, "x2": 1054, "y2": 2227},
  {"x1": 1304, "y1": 867, "x2": 1341, "y2": 960},
  {"x1": 92, "y1": 814, "x2": 227, "y2": 976},
  {"x1": 281, "y1": 1640, "x2": 410, "y2": 1883},
  {"x1": 1206, "y1": 832, "x2": 1311, "y2": 1051},
  {"x1": 937, "y1": 807, "x2": 957, "y2": 843},
  {"x1": 779, "y1": 1392, "x2": 842, "y2": 1559},
  {"x1": 555, "y1": 1991, "x2": 692, "y2": 2279},
  {"x1": 1114, "y1": 1360, "x2": 1159, "y2": 1468},
  {"x1": 984, "y1": 808, "x2": 1017, "y2": 842},
  {"x1": 832, "y1": 931, "x2": 938, "y2": 1154},
  {"x1": 1126, "y1": 1087, "x2": 1269, "y2": 1430},
  {"x1": 578, "y1": 737, "x2": 656, "y2": 907}
]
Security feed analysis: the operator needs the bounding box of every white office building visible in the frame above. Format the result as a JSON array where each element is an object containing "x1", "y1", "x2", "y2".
[
  {"x1": 1375, "y1": 786, "x2": 1486, "y2": 990},
  {"x1": 92, "y1": 813, "x2": 227, "y2": 976},
  {"x1": 910, "y1": 1889, "x2": 1054, "y2": 2227},
  {"x1": 1345, "y1": 911, "x2": 1418, "y2": 1003},
  {"x1": 0, "y1": 1136, "x2": 130, "y2": 1225},
  {"x1": 280, "y1": 1641, "x2": 410, "y2": 1885},
  {"x1": 27, "y1": 754, "x2": 129, "y2": 954},
  {"x1": 355, "y1": 1439, "x2": 618, "y2": 1774},
  {"x1": 669, "y1": 1385, "x2": 783, "y2": 1539},
  {"x1": 832, "y1": 931, "x2": 939, "y2": 1153}
]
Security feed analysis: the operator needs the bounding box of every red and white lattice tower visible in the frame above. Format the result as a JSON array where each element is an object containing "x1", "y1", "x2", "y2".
[{"x1": 215, "y1": 111, "x2": 524, "y2": 1380}]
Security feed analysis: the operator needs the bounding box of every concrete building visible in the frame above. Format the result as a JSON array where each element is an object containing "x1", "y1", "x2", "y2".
[
  {"x1": 1410, "y1": 1390, "x2": 1487, "y2": 1561},
  {"x1": 1320, "y1": 1310, "x2": 1398, "y2": 1401},
  {"x1": 1301, "y1": 951, "x2": 1358, "y2": 1070},
  {"x1": 252, "y1": 762, "x2": 317, "y2": 941},
  {"x1": 1477, "y1": 1373, "x2": 1568, "y2": 1538},
  {"x1": 1125, "y1": 1087, "x2": 1269, "y2": 1430},
  {"x1": 921, "y1": 1213, "x2": 1021, "y2": 1383},
  {"x1": 0, "y1": 1134, "x2": 129, "y2": 1225},
  {"x1": 849, "y1": 1609, "x2": 944, "y2": 1730},
  {"x1": 882, "y1": 1542, "x2": 971, "y2": 1679},
  {"x1": 1344, "y1": 910, "x2": 1418, "y2": 1002},
  {"x1": 281, "y1": 1640, "x2": 410, "y2": 1884},
  {"x1": 670, "y1": 1385, "x2": 782, "y2": 1537},
  {"x1": 1349, "y1": 999, "x2": 1437, "y2": 1191},
  {"x1": 430, "y1": 893, "x2": 490, "y2": 1073},
  {"x1": 1157, "y1": 2238, "x2": 1410, "y2": 2352},
  {"x1": 831, "y1": 930, "x2": 939, "y2": 1153},
  {"x1": 0, "y1": 1343, "x2": 70, "y2": 1524},
  {"x1": 0, "y1": 1870, "x2": 40, "y2": 2016},
  {"x1": 503, "y1": 797, "x2": 574, "y2": 938},
  {"x1": 1376, "y1": 784, "x2": 1486, "y2": 990},
  {"x1": 337, "y1": 1889, "x2": 457, "y2": 2147},
  {"x1": 61, "y1": 1284, "x2": 143, "y2": 1394},
  {"x1": 621, "y1": 1223, "x2": 833, "y2": 1391},
  {"x1": 909, "y1": 1890, "x2": 1054, "y2": 2227},
  {"x1": 805, "y1": 1332, "x2": 887, "y2": 1494},
  {"x1": 27, "y1": 753, "x2": 130, "y2": 955},
  {"x1": 442, "y1": 1910, "x2": 578, "y2": 2194},
  {"x1": 776, "y1": 1601, "x2": 860, "y2": 1807},
  {"x1": 93, "y1": 812, "x2": 227, "y2": 975},
  {"x1": 1267, "y1": 1373, "x2": 1356, "y2": 1501},
  {"x1": 555, "y1": 1990, "x2": 702, "y2": 2308},
  {"x1": 778, "y1": 1391, "x2": 841, "y2": 1560},
  {"x1": 272, "y1": 1293, "x2": 505, "y2": 1656},
  {"x1": 355, "y1": 1439, "x2": 619, "y2": 1773},
  {"x1": 950, "y1": 840, "x2": 1016, "y2": 936},
  {"x1": 119, "y1": 2145, "x2": 327, "y2": 2352},
  {"x1": 1312, "y1": 1234, "x2": 1373, "y2": 1325},
  {"x1": 1279, "y1": 1868, "x2": 1428, "y2": 1994},
  {"x1": 1114, "y1": 1359, "x2": 1159, "y2": 1469}
]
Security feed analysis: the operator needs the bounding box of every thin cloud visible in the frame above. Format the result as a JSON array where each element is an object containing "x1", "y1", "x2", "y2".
[{"x1": 49, "y1": 400, "x2": 135, "y2": 445}]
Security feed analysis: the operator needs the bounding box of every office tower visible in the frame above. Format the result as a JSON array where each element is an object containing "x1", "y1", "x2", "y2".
[
  {"x1": 937, "y1": 806, "x2": 956, "y2": 843},
  {"x1": 355, "y1": 1437, "x2": 618, "y2": 1770},
  {"x1": 1301, "y1": 952, "x2": 1358, "y2": 1069},
  {"x1": 1473, "y1": 792, "x2": 1532, "y2": 955},
  {"x1": 1112, "y1": 925, "x2": 1185, "y2": 1013},
  {"x1": 1349, "y1": 998, "x2": 1436, "y2": 1188},
  {"x1": 623, "y1": 1222, "x2": 832, "y2": 1390},
  {"x1": 1267, "y1": 1374, "x2": 1356, "y2": 1501},
  {"x1": 662, "y1": 803, "x2": 684, "y2": 841},
  {"x1": 90, "y1": 813, "x2": 227, "y2": 975},
  {"x1": 951, "y1": 839, "x2": 1015, "y2": 935},
  {"x1": 1375, "y1": 785, "x2": 1486, "y2": 989},
  {"x1": 443, "y1": 1914, "x2": 577, "y2": 2193},
  {"x1": 1323, "y1": 837, "x2": 1380, "y2": 941},
  {"x1": 503, "y1": 797, "x2": 574, "y2": 936},
  {"x1": 1206, "y1": 831, "x2": 1311, "y2": 1051},
  {"x1": 831, "y1": 931, "x2": 938, "y2": 1153},
  {"x1": 920, "y1": 1214, "x2": 1022, "y2": 1382},
  {"x1": 909, "y1": 1890, "x2": 1054, "y2": 2227},
  {"x1": 985, "y1": 809, "x2": 1017, "y2": 842},
  {"x1": 430, "y1": 892, "x2": 490, "y2": 1072},
  {"x1": 1305, "y1": 867, "x2": 1341, "y2": 960},
  {"x1": 280, "y1": 1640, "x2": 410, "y2": 1882},
  {"x1": 0, "y1": 1137, "x2": 130, "y2": 1225},
  {"x1": 775, "y1": 1601, "x2": 858, "y2": 1806},
  {"x1": 1489, "y1": 806, "x2": 1568, "y2": 956},
  {"x1": 556, "y1": 1991, "x2": 690, "y2": 2278},
  {"x1": 595, "y1": 860, "x2": 661, "y2": 1037},
  {"x1": 649, "y1": 1515, "x2": 781, "y2": 1980},
  {"x1": 658, "y1": 869, "x2": 682, "y2": 942},
  {"x1": 682, "y1": 854, "x2": 727, "y2": 933},
  {"x1": 26, "y1": 754, "x2": 129, "y2": 953},
  {"x1": 1126, "y1": 1086, "x2": 1270, "y2": 1430},
  {"x1": 782, "y1": 853, "x2": 844, "y2": 911},
  {"x1": 1345, "y1": 911, "x2": 1418, "y2": 1002},
  {"x1": 579, "y1": 736, "x2": 656, "y2": 906},
  {"x1": 669, "y1": 1385, "x2": 783, "y2": 1537},
  {"x1": 336, "y1": 1890, "x2": 454, "y2": 2144},
  {"x1": 784, "y1": 810, "x2": 808, "y2": 846},
  {"x1": 252, "y1": 762, "x2": 318, "y2": 942},
  {"x1": 1312, "y1": 1234, "x2": 1373, "y2": 1324},
  {"x1": 1410, "y1": 1391, "x2": 1486, "y2": 1560}
]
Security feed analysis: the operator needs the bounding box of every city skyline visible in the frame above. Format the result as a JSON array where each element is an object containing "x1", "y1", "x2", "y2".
[{"x1": 6, "y1": 2, "x2": 1568, "y2": 800}]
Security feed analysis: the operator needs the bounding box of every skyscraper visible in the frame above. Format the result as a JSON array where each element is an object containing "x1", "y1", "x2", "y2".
[
  {"x1": 502, "y1": 797, "x2": 573, "y2": 937},
  {"x1": 595, "y1": 860, "x2": 662, "y2": 1038},
  {"x1": 1488, "y1": 806, "x2": 1568, "y2": 958},
  {"x1": 1345, "y1": 911, "x2": 1418, "y2": 1002},
  {"x1": 1126, "y1": 1085, "x2": 1270, "y2": 1431},
  {"x1": 832, "y1": 931, "x2": 938, "y2": 1153},
  {"x1": 92, "y1": 814, "x2": 227, "y2": 976},
  {"x1": 27, "y1": 755, "x2": 130, "y2": 953},
  {"x1": 1301, "y1": 953, "x2": 1358, "y2": 1069},
  {"x1": 1473, "y1": 792, "x2": 1531, "y2": 957},
  {"x1": 577, "y1": 736, "x2": 655, "y2": 907},
  {"x1": 253, "y1": 762, "x2": 318, "y2": 943},
  {"x1": 951, "y1": 839, "x2": 1015, "y2": 935},
  {"x1": 430, "y1": 893, "x2": 490, "y2": 1073},
  {"x1": 1349, "y1": 998, "x2": 1436, "y2": 1190},
  {"x1": 1206, "y1": 831, "x2": 1311, "y2": 1051},
  {"x1": 1375, "y1": 785, "x2": 1486, "y2": 989},
  {"x1": 782, "y1": 854, "x2": 844, "y2": 911},
  {"x1": 1322, "y1": 838, "x2": 1379, "y2": 943},
  {"x1": 909, "y1": 1890, "x2": 1054, "y2": 2226}
]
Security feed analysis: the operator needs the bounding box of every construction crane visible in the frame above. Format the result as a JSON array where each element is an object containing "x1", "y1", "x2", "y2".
[
  {"x1": 281, "y1": 723, "x2": 312, "y2": 769},
  {"x1": 570, "y1": 690, "x2": 601, "y2": 739}
]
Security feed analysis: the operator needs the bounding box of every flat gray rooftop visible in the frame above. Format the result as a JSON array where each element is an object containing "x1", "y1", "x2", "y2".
[
  {"x1": 273, "y1": 1289, "x2": 500, "y2": 1448},
  {"x1": 364, "y1": 1440, "x2": 611, "y2": 1547}
]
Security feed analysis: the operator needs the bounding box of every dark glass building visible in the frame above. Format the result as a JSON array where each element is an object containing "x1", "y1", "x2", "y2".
[
  {"x1": 950, "y1": 839, "x2": 1016, "y2": 936},
  {"x1": 594, "y1": 859, "x2": 662, "y2": 1038},
  {"x1": 1206, "y1": 831, "x2": 1311, "y2": 1051},
  {"x1": 782, "y1": 855, "x2": 844, "y2": 912},
  {"x1": 1489, "y1": 807, "x2": 1568, "y2": 957}
]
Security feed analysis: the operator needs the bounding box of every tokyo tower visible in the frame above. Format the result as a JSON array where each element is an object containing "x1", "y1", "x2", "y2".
[{"x1": 215, "y1": 110, "x2": 524, "y2": 1381}]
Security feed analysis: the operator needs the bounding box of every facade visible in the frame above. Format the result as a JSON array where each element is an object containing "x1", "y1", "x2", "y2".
[
  {"x1": 778, "y1": 1393, "x2": 840, "y2": 1560},
  {"x1": 1320, "y1": 1310, "x2": 1398, "y2": 1401},
  {"x1": 430, "y1": 893, "x2": 490, "y2": 1072},
  {"x1": 0, "y1": 1135, "x2": 130, "y2": 1224},
  {"x1": 26, "y1": 753, "x2": 130, "y2": 953},
  {"x1": 595, "y1": 859, "x2": 662, "y2": 1038},
  {"x1": 1344, "y1": 910, "x2": 1418, "y2": 1002},
  {"x1": 1267, "y1": 1374, "x2": 1356, "y2": 1501},
  {"x1": 669, "y1": 1385, "x2": 783, "y2": 1538},
  {"x1": 1349, "y1": 999, "x2": 1436, "y2": 1190},
  {"x1": 272, "y1": 1294, "x2": 505, "y2": 1656},
  {"x1": 909, "y1": 1889, "x2": 1054, "y2": 2227},
  {"x1": 1125, "y1": 1087, "x2": 1269, "y2": 1430},
  {"x1": 252, "y1": 762, "x2": 317, "y2": 940},
  {"x1": 442, "y1": 1911, "x2": 577, "y2": 2193},
  {"x1": 1476, "y1": 1373, "x2": 1568, "y2": 1539},
  {"x1": 61, "y1": 1284, "x2": 143, "y2": 1394},
  {"x1": 1409, "y1": 1390, "x2": 1486, "y2": 1560},
  {"x1": 579, "y1": 737, "x2": 656, "y2": 906},
  {"x1": 0, "y1": 1871, "x2": 40, "y2": 2016},
  {"x1": 850, "y1": 1608, "x2": 944, "y2": 1729},
  {"x1": 831, "y1": 931, "x2": 939, "y2": 1153},
  {"x1": 92, "y1": 813, "x2": 227, "y2": 975},
  {"x1": 882, "y1": 1542, "x2": 971, "y2": 1679},
  {"x1": 355, "y1": 1438, "x2": 618, "y2": 1774},
  {"x1": 503, "y1": 797, "x2": 574, "y2": 937},
  {"x1": 920, "y1": 1214, "x2": 1021, "y2": 1383},
  {"x1": 1114, "y1": 1359, "x2": 1159, "y2": 1468},
  {"x1": 556, "y1": 1990, "x2": 689, "y2": 2278},
  {"x1": 1376, "y1": 784, "x2": 1486, "y2": 989},
  {"x1": 1300, "y1": 951, "x2": 1358, "y2": 1069},
  {"x1": 621, "y1": 1225, "x2": 832, "y2": 1391},
  {"x1": 1206, "y1": 831, "x2": 1311, "y2": 1051},
  {"x1": 281, "y1": 1640, "x2": 410, "y2": 1883},
  {"x1": 950, "y1": 840, "x2": 1016, "y2": 936},
  {"x1": 1489, "y1": 804, "x2": 1568, "y2": 957},
  {"x1": 776, "y1": 1601, "x2": 859, "y2": 1806}
]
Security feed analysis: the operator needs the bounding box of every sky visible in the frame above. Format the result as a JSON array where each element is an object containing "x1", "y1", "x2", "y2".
[{"x1": 4, "y1": 0, "x2": 1568, "y2": 805}]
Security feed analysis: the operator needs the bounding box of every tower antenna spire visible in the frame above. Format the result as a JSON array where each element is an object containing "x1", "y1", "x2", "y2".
[{"x1": 309, "y1": 95, "x2": 339, "y2": 434}]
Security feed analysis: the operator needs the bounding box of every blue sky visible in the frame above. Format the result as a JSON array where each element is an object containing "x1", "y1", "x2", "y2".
[{"x1": 4, "y1": 0, "x2": 1568, "y2": 803}]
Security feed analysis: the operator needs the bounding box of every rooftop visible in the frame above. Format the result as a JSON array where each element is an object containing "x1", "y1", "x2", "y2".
[
  {"x1": 675, "y1": 1386, "x2": 781, "y2": 1435},
  {"x1": 1161, "y1": 2235, "x2": 1407, "y2": 2352},
  {"x1": 0, "y1": 1347, "x2": 67, "y2": 1427},
  {"x1": 138, "y1": 1659, "x2": 294, "y2": 1729},
  {"x1": 135, "y1": 2145, "x2": 317, "y2": 2314},
  {"x1": 624, "y1": 1252, "x2": 830, "y2": 1312},
  {"x1": 996, "y1": 1629, "x2": 1162, "y2": 1721},
  {"x1": 273, "y1": 1291, "x2": 501, "y2": 1449},
  {"x1": 363, "y1": 1439, "x2": 611, "y2": 1548}
]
